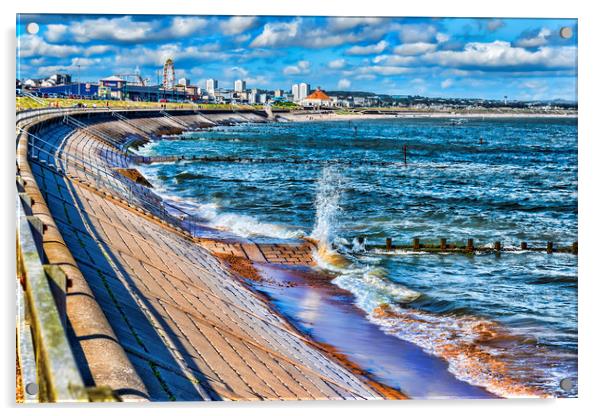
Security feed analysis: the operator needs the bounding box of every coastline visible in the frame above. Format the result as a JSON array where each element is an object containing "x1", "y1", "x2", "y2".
[
  {"x1": 18, "y1": 108, "x2": 575, "y2": 400},
  {"x1": 278, "y1": 110, "x2": 577, "y2": 123},
  {"x1": 17, "y1": 108, "x2": 390, "y2": 401},
  {"x1": 133, "y1": 113, "x2": 576, "y2": 398}
]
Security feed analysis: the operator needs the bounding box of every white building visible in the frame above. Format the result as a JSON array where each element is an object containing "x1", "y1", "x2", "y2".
[
  {"x1": 178, "y1": 77, "x2": 190, "y2": 86},
  {"x1": 259, "y1": 93, "x2": 267, "y2": 104},
  {"x1": 292, "y1": 84, "x2": 299, "y2": 102},
  {"x1": 274, "y1": 89, "x2": 282, "y2": 97},
  {"x1": 248, "y1": 92, "x2": 257, "y2": 104},
  {"x1": 299, "y1": 83, "x2": 310, "y2": 100},
  {"x1": 206, "y1": 79, "x2": 218, "y2": 96},
  {"x1": 234, "y1": 79, "x2": 246, "y2": 92}
]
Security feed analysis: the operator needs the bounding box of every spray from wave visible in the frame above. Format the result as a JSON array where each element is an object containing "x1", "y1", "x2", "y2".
[
  {"x1": 138, "y1": 165, "x2": 304, "y2": 239},
  {"x1": 307, "y1": 167, "x2": 561, "y2": 398}
]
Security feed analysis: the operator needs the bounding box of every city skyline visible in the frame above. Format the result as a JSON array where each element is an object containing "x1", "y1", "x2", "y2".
[{"x1": 17, "y1": 14, "x2": 577, "y2": 101}]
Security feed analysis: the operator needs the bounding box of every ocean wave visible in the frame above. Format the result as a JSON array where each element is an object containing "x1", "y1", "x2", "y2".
[{"x1": 138, "y1": 166, "x2": 305, "y2": 240}]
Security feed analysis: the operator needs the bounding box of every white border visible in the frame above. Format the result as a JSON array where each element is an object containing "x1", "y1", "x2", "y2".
[{"x1": 3, "y1": 1, "x2": 600, "y2": 415}]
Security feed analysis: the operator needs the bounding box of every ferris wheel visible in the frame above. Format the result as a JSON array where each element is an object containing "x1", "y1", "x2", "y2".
[{"x1": 162, "y1": 58, "x2": 175, "y2": 90}]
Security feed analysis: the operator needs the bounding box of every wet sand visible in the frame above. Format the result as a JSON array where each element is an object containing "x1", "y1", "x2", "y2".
[{"x1": 249, "y1": 262, "x2": 497, "y2": 399}]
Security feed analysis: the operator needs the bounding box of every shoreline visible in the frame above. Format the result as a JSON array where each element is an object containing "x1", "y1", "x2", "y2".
[
  {"x1": 20, "y1": 109, "x2": 386, "y2": 401},
  {"x1": 279, "y1": 110, "x2": 577, "y2": 123},
  {"x1": 132, "y1": 113, "x2": 574, "y2": 399},
  {"x1": 20, "y1": 108, "x2": 574, "y2": 400}
]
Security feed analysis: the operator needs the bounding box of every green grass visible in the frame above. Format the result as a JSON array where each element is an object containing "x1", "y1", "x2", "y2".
[{"x1": 16, "y1": 96, "x2": 262, "y2": 112}]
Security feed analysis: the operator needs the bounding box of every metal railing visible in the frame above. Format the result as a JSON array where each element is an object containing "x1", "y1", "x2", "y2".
[
  {"x1": 159, "y1": 110, "x2": 190, "y2": 129},
  {"x1": 111, "y1": 111, "x2": 152, "y2": 138},
  {"x1": 62, "y1": 115, "x2": 124, "y2": 150},
  {"x1": 16, "y1": 190, "x2": 114, "y2": 402},
  {"x1": 19, "y1": 127, "x2": 207, "y2": 239}
]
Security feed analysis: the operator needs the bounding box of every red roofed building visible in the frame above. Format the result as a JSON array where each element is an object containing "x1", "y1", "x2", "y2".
[{"x1": 301, "y1": 87, "x2": 333, "y2": 107}]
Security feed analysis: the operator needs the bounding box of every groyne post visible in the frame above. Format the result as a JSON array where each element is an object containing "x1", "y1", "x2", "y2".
[
  {"x1": 521, "y1": 242, "x2": 528, "y2": 250},
  {"x1": 413, "y1": 237, "x2": 420, "y2": 251},
  {"x1": 386, "y1": 237, "x2": 392, "y2": 252},
  {"x1": 403, "y1": 144, "x2": 407, "y2": 166},
  {"x1": 440, "y1": 238, "x2": 447, "y2": 251},
  {"x1": 572, "y1": 241, "x2": 578, "y2": 255},
  {"x1": 494, "y1": 241, "x2": 501, "y2": 251},
  {"x1": 547, "y1": 241, "x2": 554, "y2": 254},
  {"x1": 467, "y1": 238, "x2": 474, "y2": 253}
]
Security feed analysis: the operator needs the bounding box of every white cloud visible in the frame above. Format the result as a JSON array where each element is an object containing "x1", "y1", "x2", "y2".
[
  {"x1": 235, "y1": 34, "x2": 251, "y2": 43},
  {"x1": 251, "y1": 18, "x2": 301, "y2": 48},
  {"x1": 487, "y1": 19, "x2": 506, "y2": 32},
  {"x1": 328, "y1": 17, "x2": 384, "y2": 32},
  {"x1": 84, "y1": 45, "x2": 113, "y2": 56},
  {"x1": 168, "y1": 17, "x2": 209, "y2": 38},
  {"x1": 358, "y1": 65, "x2": 412, "y2": 76},
  {"x1": 220, "y1": 16, "x2": 258, "y2": 35},
  {"x1": 516, "y1": 28, "x2": 552, "y2": 48},
  {"x1": 328, "y1": 59, "x2": 347, "y2": 69},
  {"x1": 250, "y1": 17, "x2": 396, "y2": 49},
  {"x1": 393, "y1": 42, "x2": 437, "y2": 56},
  {"x1": 346, "y1": 40, "x2": 388, "y2": 55},
  {"x1": 423, "y1": 41, "x2": 576, "y2": 70},
  {"x1": 372, "y1": 55, "x2": 416, "y2": 66},
  {"x1": 283, "y1": 60, "x2": 311, "y2": 75},
  {"x1": 19, "y1": 35, "x2": 81, "y2": 58},
  {"x1": 44, "y1": 24, "x2": 68, "y2": 42},
  {"x1": 44, "y1": 16, "x2": 208, "y2": 43},
  {"x1": 399, "y1": 24, "x2": 438, "y2": 43},
  {"x1": 337, "y1": 78, "x2": 351, "y2": 89},
  {"x1": 436, "y1": 33, "x2": 450, "y2": 43},
  {"x1": 440, "y1": 78, "x2": 453, "y2": 89},
  {"x1": 114, "y1": 43, "x2": 230, "y2": 67}
]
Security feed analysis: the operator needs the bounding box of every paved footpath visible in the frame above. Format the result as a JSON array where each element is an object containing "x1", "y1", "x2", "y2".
[{"x1": 21, "y1": 111, "x2": 382, "y2": 401}]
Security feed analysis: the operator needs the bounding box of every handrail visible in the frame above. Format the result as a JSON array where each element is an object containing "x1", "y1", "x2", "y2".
[
  {"x1": 19, "y1": 109, "x2": 209, "y2": 235},
  {"x1": 159, "y1": 110, "x2": 190, "y2": 129},
  {"x1": 16, "y1": 193, "x2": 89, "y2": 402},
  {"x1": 111, "y1": 111, "x2": 152, "y2": 138},
  {"x1": 63, "y1": 115, "x2": 118, "y2": 146},
  {"x1": 22, "y1": 131, "x2": 205, "y2": 238}
]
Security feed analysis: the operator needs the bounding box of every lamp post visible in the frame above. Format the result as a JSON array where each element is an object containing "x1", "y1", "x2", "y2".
[{"x1": 76, "y1": 60, "x2": 81, "y2": 97}]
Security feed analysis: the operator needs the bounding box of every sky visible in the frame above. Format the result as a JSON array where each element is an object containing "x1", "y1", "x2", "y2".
[{"x1": 16, "y1": 14, "x2": 578, "y2": 101}]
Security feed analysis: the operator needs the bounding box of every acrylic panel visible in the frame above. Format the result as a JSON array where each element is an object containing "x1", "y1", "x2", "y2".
[{"x1": 16, "y1": 14, "x2": 577, "y2": 403}]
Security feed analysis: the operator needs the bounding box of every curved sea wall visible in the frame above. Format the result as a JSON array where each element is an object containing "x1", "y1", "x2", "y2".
[{"x1": 16, "y1": 108, "x2": 382, "y2": 401}]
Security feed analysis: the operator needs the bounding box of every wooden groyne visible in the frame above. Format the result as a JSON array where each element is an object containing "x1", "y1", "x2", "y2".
[{"x1": 346, "y1": 237, "x2": 578, "y2": 255}]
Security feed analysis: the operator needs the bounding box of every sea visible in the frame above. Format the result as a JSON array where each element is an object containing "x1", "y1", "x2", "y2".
[{"x1": 135, "y1": 116, "x2": 578, "y2": 399}]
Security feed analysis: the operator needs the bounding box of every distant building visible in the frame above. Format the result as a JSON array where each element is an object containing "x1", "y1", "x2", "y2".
[
  {"x1": 259, "y1": 93, "x2": 267, "y2": 104},
  {"x1": 299, "y1": 83, "x2": 310, "y2": 100},
  {"x1": 23, "y1": 79, "x2": 42, "y2": 88},
  {"x1": 99, "y1": 76, "x2": 127, "y2": 100},
  {"x1": 274, "y1": 89, "x2": 282, "y2": 97},
  {"x1": 292, "y1": 84, "x2": 299, "y2": 102},
  {"x1": 234, "y1": 79, "x2": 246, "y2": 92},
  {"x1": 301, "y1": 87, "x2": 331, "y2": 107},
  {"x1": 248, "y1": 91, "x2": 257, "y2": 104},
  {"x1": 178, "y1": 77, "x2": 190, "y2": 86},
  {"x1": 206, "y1": 79, "x2": 218, "y2": 96}
]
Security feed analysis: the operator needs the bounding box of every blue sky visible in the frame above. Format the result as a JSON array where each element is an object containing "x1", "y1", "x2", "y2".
[{"x1": 17, "y1": 14, "x2": 577, "y2": 101}]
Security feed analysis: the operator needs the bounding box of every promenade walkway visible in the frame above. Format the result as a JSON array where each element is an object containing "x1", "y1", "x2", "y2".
[{"x1": 18, "y1": 110, "x2": 381, "y2": 401}]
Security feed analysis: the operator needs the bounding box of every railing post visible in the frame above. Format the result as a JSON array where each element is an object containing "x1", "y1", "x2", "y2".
[{"x1": 43, "y1": 265, "x2": 68, "y2": 328}]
